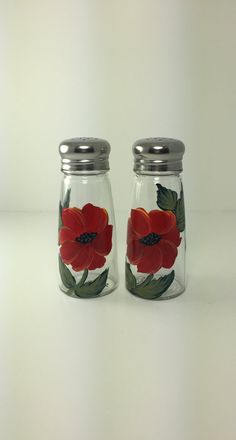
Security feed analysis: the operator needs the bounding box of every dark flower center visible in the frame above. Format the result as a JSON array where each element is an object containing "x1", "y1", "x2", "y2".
[
  {"x1": 139, "y1": 232, "x2": 161, "y2": 246},
  {"x1": 76, "y1": 232, "x2": 97, "y2": 244}
]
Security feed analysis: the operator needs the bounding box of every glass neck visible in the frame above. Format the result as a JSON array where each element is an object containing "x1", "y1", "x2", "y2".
[
  {"x1": 135, "y1": 171, "x2": 181, "y2": 177},
  {"x1": 62, "y1": 170, "x2": 108, "y2": 176}
]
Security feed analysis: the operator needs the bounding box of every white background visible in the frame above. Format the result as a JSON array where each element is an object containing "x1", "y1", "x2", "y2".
[
  {"x1": 1, "y1": 211, "x2": 236, "y2": 440},
  {"x1": 1, "y1": 1, "x2": 236, "y2": 440},
  {"x1": 1, "y1": 0, "x2": 236, "y2": 211}
]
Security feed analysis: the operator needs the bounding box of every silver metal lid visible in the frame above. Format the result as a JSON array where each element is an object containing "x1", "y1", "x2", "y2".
[
  {"x1": 59, "y1": 137, "x2": 111, "y2": 173},
  {"x1": 133, "y1": 137, "x2": 185, "y2": 173}
]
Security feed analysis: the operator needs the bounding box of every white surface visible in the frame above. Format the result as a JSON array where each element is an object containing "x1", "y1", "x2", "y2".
[
  {"x1": 1, "y1": 0, "x2": 236, "y2": 211},
  {"x1": 1, "y1": 210, "x2": 236, "y2": 440}
]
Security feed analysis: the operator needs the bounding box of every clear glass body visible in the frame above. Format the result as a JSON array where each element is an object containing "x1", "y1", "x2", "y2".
[
  {"x1": 58, "y1": 172, "x2": 118, "y2": 298},
  {"x1": 126, "y1": 172, "x2": 186, "y2": 300}
]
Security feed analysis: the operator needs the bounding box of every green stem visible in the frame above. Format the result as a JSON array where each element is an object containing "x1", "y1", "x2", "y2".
[{"x1": 76, "y1": 269, "x2": 89, "y2": 288}]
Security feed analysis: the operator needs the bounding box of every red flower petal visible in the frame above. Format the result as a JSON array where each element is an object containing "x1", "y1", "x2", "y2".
[
  {"x1": 149, "y1": 210, "x2": 176, "y2": 235},
  {"x1": 88, "y1": 253, "x2": 106, "y2": 270},
  {"x1": 60, "y1": 241, "x2": 81, "y2": 264},
  {"x1": 127, "y1": 239, "x2": 144, "y2": 264},
  {"x1": 92, "y1": 225, "x2": 113, "y2": 256},
  {"x1": 131, "y1": 208, "x2": 151, "y2": 237},
  {"x1": 127, "y1": 218, "x2": 137, "y2": 244},
  {"x1": 62, "y1": 208, "x2": 85, "y2": 235},
  {"x1": 59, "y1": 227, "x2": 77, "y2": 245},
  {"x1": 71, "y1": 246, "x2": 94, "y2": 271},
  {"x1": 137, "y1": 245, "x2": 162, "y2": 274},
  {"x1": 162, "y1": 225, "x2": 181, "y2": 247},
  {"x1": 158, "y1": 239, "x2": 178, "y2": 268},
  {"x1": 82, "y1": 203, "x2": 108, "y2": 233}
]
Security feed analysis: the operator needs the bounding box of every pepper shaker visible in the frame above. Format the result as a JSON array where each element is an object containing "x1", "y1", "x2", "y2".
[
  {"x1": 58, "y1": 137, "x2": 118, "y2": 298},
  {"x1": 126, "y1": 137, "x2": 186, "y2": 300}
]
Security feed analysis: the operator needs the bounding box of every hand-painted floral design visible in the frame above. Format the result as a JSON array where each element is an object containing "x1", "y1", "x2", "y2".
[
  {"x1": 127, "y1": 208, "x2": 181, "y2": 274},
  {"x1": 59, "y1": 203, "x2": 112, "y2": 271}
]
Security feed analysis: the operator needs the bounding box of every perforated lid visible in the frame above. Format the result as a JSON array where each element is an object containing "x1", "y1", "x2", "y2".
[
  {"x1": 59, "y1": 137, "x2": 110, "y2": 173},
  {"x1": 133, "y1": 137, "x2": 185, "y2": 173}
]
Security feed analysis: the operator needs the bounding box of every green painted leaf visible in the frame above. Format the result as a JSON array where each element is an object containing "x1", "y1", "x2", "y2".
[
  {"x1": 58, "y1": 188, "x2": 71, "y2": 242},
  {"x1": 74, "y1": 268, "x2": 109, "y2": 298},
  {"x1": 138, "y1": 273, "x2": 154, "y2": 288},
  {"x1": 126, "y1": 264, "x2": 175, "y2": 299},
  {"x1": 125, "y1": 263, "x2": 137, "y2": 290},
  {"x1": 156, "y1": 184, "x2": 178, "y2": 211},
  {"x1": 175, "y1": 184, "x2": 185, "y2": 232},
  {"x1": 58, "y1": 201, "x2": 63, "y2": 230},
  {"x1": 59, "y1": 256, "x2": 76, "y2": 289},
  {"x1": 59, "y1": 188, "x2": 71, "y2": 227},
  {"x1": 134, "y1": 271, "x2": 175, "y2": 300},
  {"x1": 63, "y1": 188, "x2": 71, "y2": 209}
]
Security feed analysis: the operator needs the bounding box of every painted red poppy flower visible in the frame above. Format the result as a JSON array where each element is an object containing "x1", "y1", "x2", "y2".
[
  {"x1": 59, "y1": 203, "x2": 112, "y2": 271},
  {"x1": 127, "y1": 208, "x2": 181, "y2": 274}
]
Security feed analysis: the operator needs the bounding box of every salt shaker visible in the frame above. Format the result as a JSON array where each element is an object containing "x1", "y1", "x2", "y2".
[
  {"x1": 58, "y1": 137, "x2": 118, "y2": 298},
  {"x1": 126, "y1": 137, "x2": 186, "y2": 300}
]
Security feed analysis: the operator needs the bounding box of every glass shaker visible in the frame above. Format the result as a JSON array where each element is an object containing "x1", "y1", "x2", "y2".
[
  {"x1": 126, "y1": 137, "x2": 186, "y2": 300},
  {"x1": 58, "y1": 137, "x2": 118, "y2": 298}
]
